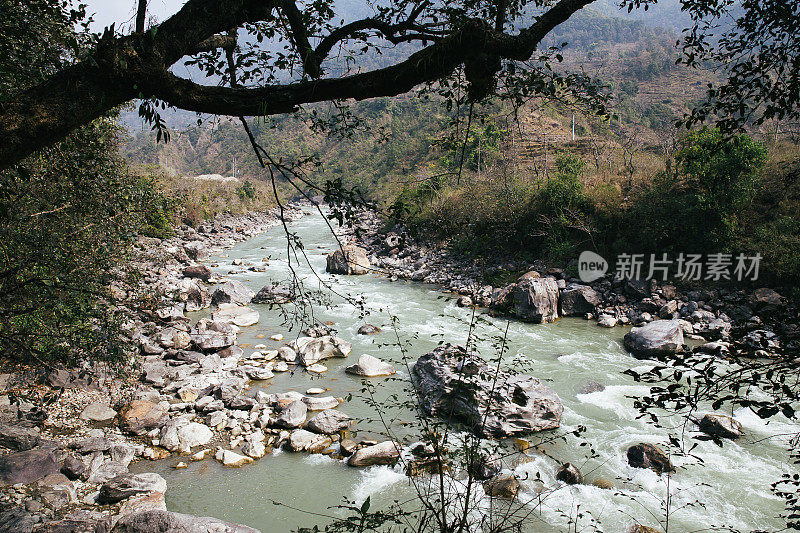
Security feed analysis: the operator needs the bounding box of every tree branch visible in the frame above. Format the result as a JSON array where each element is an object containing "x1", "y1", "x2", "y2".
[
  {"x1": 0, "y1": 0, "x2": 595, "y2": 170},
  {"x1": 279, "y1": 0, "x2": 322, "y2": 79},
  {"x1": 136, "y1": 0, "x2": 147, "y2": 33}
]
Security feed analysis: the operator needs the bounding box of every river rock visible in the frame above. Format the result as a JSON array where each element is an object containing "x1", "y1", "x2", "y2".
[
  {"x1": 111, "y1": 509, "x2": 261, "y2": 532},
  {"x1": 306, "y1": 410, "x2": 350, "y2": 434},
  {"x1": 326, "y1": 245, "x2": 371, "y2": 275},
  {"x1": 628, "y1": 525, "x2": 660, "y2": 533},
  {"x1": 211, "y1": 281, "x2": 255, "y2": 306},
  {"x1": 120, "y1": 400, "x2": 169, "y2": 435},
  {"x1": 698, "y1": 414, "x2": 743, "y2": 440},
  {"x1": 275, "y1": 400, "x2": 307, "y2": 428},
  {"x1": 215, "y1": 449, "x2": 253, "y2": 467},
  {"x1": 627, "y1": 443, "x2": 675, "y2": 474},
  {"x1": 295, "y1": 336, "x2": 352, "y2": 366},
  {"x1": 287, "y1": 429, "x2": 332, "y2": 453},
  {"x1": 623, "y1": 319, "x2": 684, "y2": 358},
  {"x1": 69, "y1": 436, "x2": 110, "y2": 454},
  {"x1": 513, "y1": 277, "x2": 559, "y2": 323},
  {"x1": 597, "y1": 314, "x2": 617, "y2": 328},
  {"x1": 558, "y1": 285, "x2": 599, "y2": 316},
  {"x1": 556, "y1": 462, "x2": 582, "y2": 484},
  {"x1": 483, "y1": 474, "x2": 520, "y2": 499},
  {"x1": 357, "y1": 324, "x2": 381, "y2": 335},
  {"x1": 177, "y1": 422, "x2": 213, "y2": 451},
  {"x1": 60, "y1": 454, "x2": 86, "y2": 480},
  {"x1": 0, "y1": 506, "x2": 36, "y2": 532},
  {"x1": 191, "y1": 319, "x2": 237, "y2": 351},
  {"x1": 252, "y1": 285, "x2": 293, "y2": 304},
  {"x1": 0, "y1": 423, "x2": 40, "y2": 451},
  {"x1": 183, "y1": 265, "x2": 212, "y2": 281},
  {"x1": 0, "y1": 446, "x2": 59, "y2": 485},
  {"x1": 410, "y1": 345, "x2": 563, "y2": 438},
  {"x1": 97, "y1": 473, "x2": 167, "y2": 504},
  {"x1": 347, "y1": 441, "x2": 400, "y2": 466},
  {"x1": 750, "y1": 288, "x2": 784, "y2": 313},
  {"x1": 490, "y1": 284, "x2": 516, "y2": 312},
  {"x1": 212, "y1": 304, "x2": 259, "y2": 327},
  {"x1": 241, "y1": 440, "x2": 266, "y2": 459},
  {"x1": 79, "y1": 402, "x2": 117, "y2": 424},
  {"x1": 345, "y1": 354, "x2": 396, "y2": 377},
  {"x1": 302, "y1": 396, "x2": 339, "y2": 411}
]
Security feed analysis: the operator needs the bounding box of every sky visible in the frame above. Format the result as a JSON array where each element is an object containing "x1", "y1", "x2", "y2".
[{"x1": 83, "y1": 0, "x2": 185, "y2": 32}]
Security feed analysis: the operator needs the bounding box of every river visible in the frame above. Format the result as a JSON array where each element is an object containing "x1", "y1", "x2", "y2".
[{"x1": 136, "y1": 212, "x2": 793, "y2": 532}]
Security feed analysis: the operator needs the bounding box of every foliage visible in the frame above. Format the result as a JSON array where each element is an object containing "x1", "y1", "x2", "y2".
[
  {"x1": 622, "y1": 127, "x2": 766, "y2": 254},
  {"x1": 679, "y1": 0, "x2": 800, "y2": 132},
  {"x1": 0, "y1": 119, "x2": 165, "y2": 364},
  {"x1": 0, "y1": 0, "x2": 172, "y2": 364}
]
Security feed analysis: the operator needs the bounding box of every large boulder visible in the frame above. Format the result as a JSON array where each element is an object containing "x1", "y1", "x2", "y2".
[
  {"x1": 287, "y1": 429, "x2": 332, "y2": 453},
  {"x1": 252, "y1": 285, "x2": 294, "y2": 304},
  {"x1": 490, "y1": 284, "x2": 516, "y2": 313},
  {"x1": 294, "y1": 336, "x2": 351, "y2": 366},
  {"x1": 0, "y1": 446, "x2": 60, "y2": 486},
  {"x1": 190, "y1": 319, "x2": 237, "y2": 351},
  {"x1": 183, "y1": 265, "x2": 212, "y2": 281},
  {"x1": 749, "y1": 287, "x2": 784, "y2": 314},
  {"x1": 110, "y1": 509, "x2": 260, "y2": 532},
  {"x1": 120, "y1": 401, "x2": 169, "y2": 436},
  {"x1": 483, "y1": 474, "x2": 520, "y2": 499},
  {"x1": 79, "y1": 403, "x2": 117, "y2": 424},
  {"x1": 347, "y1": 441, "x2": 400, "y2": 467},
  {"x1": 513, "y1": 277, "x2": 559, "y2": 323},
  {"x1": 326, "y1": 245, "x2": 371, "y2": 275},
  {"x1": 626, "y1": 443, "x2": 675, "y2": 474},
  {"x1": 698, "y1": 414, "x2": 743, "y2": 440},
  {"x1": 275, "y1": 400, "x2": 307, "y2": 429},
  {"x1": 0, "y1": 423, "x2": 40, "y2": 451},
  {"x1": 176, "y1": 422, "x2": 213, "y2": 451},
  {"x1": 410, "y1": 345, "x2": 563, "y2": 438},
  {"x1": 211, "y1": 304, "x2": 259, "y2": 327},
  {"x1": 556, "y1": 462, "x2": 582, "y2": 485},
  {"x1": 211, "y1": 281, "x2": 255, "y2": 306},
  {"x1": 558, "y1": 285, "x2": 599, "y2": 316},
  {"x1": 215, "y1": 449, "x2": 253, "y2": 468},
  {"x1": 306, "y1": 410, "x2": 350, "y2": 434},
  {"x1": 97, "y1": 473, "x2": 167, "y2": 504},
  {"x1": 623, "y1": 319, "x2": 684, "y2": 359},
  {"x1": 345, "y1": 354, "x2": 396, "y2": 377}
]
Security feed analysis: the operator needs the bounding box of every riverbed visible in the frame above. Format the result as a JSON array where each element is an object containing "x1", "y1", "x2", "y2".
[{"x1": 137, "y1": 212, "x2": 792, "y2": 532}]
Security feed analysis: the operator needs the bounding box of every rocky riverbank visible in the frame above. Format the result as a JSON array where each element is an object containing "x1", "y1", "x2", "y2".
[
  {"x1": 337, "y1": 208, "x2": 799, "y2": 361},
  {"x1": 0, "y1": 204, "x2": 398, "y2": 532},
  {"x1": 2, "y1": 202, "x2": 795, "y2": 533}
]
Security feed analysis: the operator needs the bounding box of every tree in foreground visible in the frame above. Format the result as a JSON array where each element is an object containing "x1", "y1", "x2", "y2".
[{"x1": 1, "y1": 0, "x2": 799, "y2": 173}]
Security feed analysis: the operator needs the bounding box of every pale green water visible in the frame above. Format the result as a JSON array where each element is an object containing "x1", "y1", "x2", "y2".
[{"x1": 137, "y1": 213, "x2": 794, "y2": 532}]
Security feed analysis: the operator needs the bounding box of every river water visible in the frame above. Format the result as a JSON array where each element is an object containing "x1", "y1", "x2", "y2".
[{"x1": 139, "y1": 213, "x2": 793, "y2": 532}]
